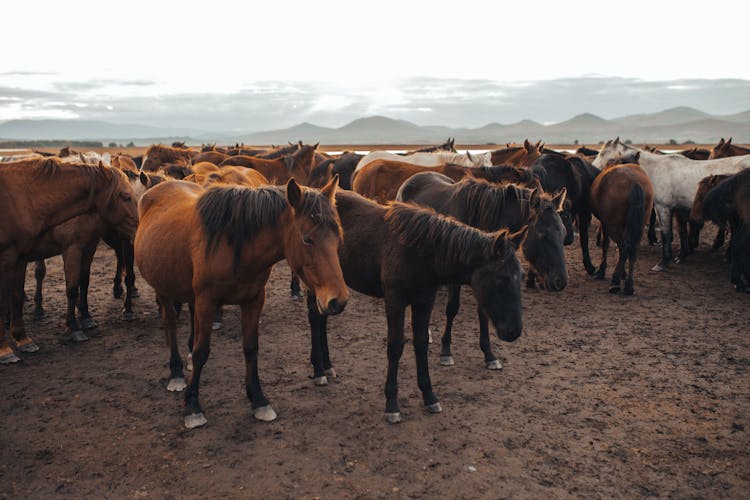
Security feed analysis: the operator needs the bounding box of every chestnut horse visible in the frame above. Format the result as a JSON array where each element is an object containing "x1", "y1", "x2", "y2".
[
  {"x1": 219, "y1": 144, "x2": 318, "y2": 185},
  {"x1": 709, "y1": 138, "x2": 750, "y2": 159},
  {"x1": 305, "y1": 191, "x2": 525, "y2": 422},
  {"x1": 352, "y1": 160, "x2": 538, "y2": 203},
  {"x1": 0, "y1": 158, "x2": 139, "y2": 363},
  {"x1": 141, "y1": 144, "x2": 194, "y2": 172},
  {"x1": 134, "y1": 176, "x2": 347, "y2": 428},
  {"x1": 397, "y1": 173, "x2": 567, "y2": 368},
  {"x1": 590, "y1": 162, "x2": 654, "y2": 294}
]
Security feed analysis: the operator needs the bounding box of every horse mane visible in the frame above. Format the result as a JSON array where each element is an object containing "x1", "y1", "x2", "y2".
[
  {"x1": 448, "y1": 177, "x2": 539, "y2": 230},
  {"x1": 145, "y1": 144, "x2": 193, "y2": 163},
  {"x1": 24, "y1": 157, "x2": 119, "y2": 211},
  {"x1": 474, "y1": 165, "x2": 536, "y2": 184},
  {"x1": 385, "y1": 202, "x2": 499, "y2": 268},
  {"x1": 197, "y1": 185, "x2": 340, "y2": 269}
]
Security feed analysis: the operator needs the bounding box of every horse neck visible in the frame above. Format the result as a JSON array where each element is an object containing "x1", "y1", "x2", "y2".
[{"x1": 458, "y1": 185, "x2": 530, "y2": 232}]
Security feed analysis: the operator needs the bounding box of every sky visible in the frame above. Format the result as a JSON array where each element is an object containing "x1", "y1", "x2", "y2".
[{"x1": 2, "y1": 0, "x2": 750, "y2": 130}]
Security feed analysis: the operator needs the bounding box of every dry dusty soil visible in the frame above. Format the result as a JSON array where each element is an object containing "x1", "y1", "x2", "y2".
[{"x1": 1, "y1": 228, "x2": 748, "y2": 498}]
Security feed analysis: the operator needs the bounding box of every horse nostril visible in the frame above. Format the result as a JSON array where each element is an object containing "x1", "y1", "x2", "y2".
[{"x1": 327, "y1": 298, "x2": 346, "y2": 315}]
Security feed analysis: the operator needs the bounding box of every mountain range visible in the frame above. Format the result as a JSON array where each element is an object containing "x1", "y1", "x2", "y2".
[{"x1": 1, "y1": 107, "x2": 749, "y2": 144}]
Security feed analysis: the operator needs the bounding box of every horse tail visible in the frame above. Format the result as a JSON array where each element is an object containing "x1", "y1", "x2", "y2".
[{"x1": 623, "y1": 183, "x2": 646, "y2": 261}]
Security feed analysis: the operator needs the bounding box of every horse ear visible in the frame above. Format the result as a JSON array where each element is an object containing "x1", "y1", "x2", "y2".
[
  {"x1": 614, "y1": 136, "x2": 620, "y2": 145},
  {"x1": 552, "y1": 187, "x2": 567, "y2": 211},
  {"x1": 523, "y1": 139, "x2": 531, "y2": 151},
  {"x1": 717, "y1": 138, "x2": 725, "y2": 146},
  {"x1": 320, "y1": 174, "x2": 339, "y2": 201},
  {"x1": 508, "y1": 225, "x2": 529, "y2": 249},
  {"x1": 466, "y1": 150, "x2": 473, "y2": 160},
  {"x1": 529, "y1": 188, "x2": 541, "y2": 208},
  {"x1": 633, "y1": 151, "x2": 640, "y2": 163},
  {"x1": 139, "y1": 171, "x2": 149, "y2": 186},
  {"x1": 286, "y1": 178, "x2": 303, "y2": 209},
  {"x1": 313, "y1": 142, "x2": 320, "y2": 150},
  {"x1": 284, "y1": 155, "x2": 295, "y2": 171},
  {"x1": 726, "y1": 137, "x2": 732, "y2": 145}
]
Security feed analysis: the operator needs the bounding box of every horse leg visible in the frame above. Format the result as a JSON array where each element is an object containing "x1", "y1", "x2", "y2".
[
  {"x1": 240, "y1": 291, "x2": 277, "y2": 422},
  {"x1": 157, "y1": 293, "x2": 185, "y2": 392},
  {"x1": 411, "y1": 299, "x2": 440, "y2": 414},
  {"x1": 33, "y1": 259, "x2": 46, "y2": 320},
  {"x1": 290, "y1": 272, "x2": 302, "y2": 299},
  {"x1": 77, "y1": 245, "x2": 98, "y2": 330},
  {"x1": 211, "y1": 307, "x2": 223, "y2": 331},
  {"x1": 186, "y1": 301, "x2": 195, "y2": 372},
  {"x1": 122, "y1": 240, "x2": 137, "y2": 321},
  {"x1": 10, "y1": 262, "x2": 37, "y2": 353},
  {"x1": 526, "y1": 269, "x2": 537, "y2": 289},
  {"x1": 711, "y1": 227, "x2": 726, "y2": 252},
  {"x1": 112, "y1": 240, "x2": 124, "y2": 299},
  {"x1": 478, "y1": 307, "x2": 501, "y2": 370},
  {"x1": 609, "y1": 245, "x2": 628, "y2": 294},
  {"x1": 0, "y1": 259, "x2": 21, "y2": 364},
  {"x1": 62, "y1": 247, "x2": 87, "y2": 342},
  {"x1": 307, "y1": 290, "x2": 330, "y2": 385},
  {"x1": 595, "y1": 230, "x2": 610, "y2": 280},
  {"x1": 383, "y1": 294, "x2": 406, "y2": 423},
  {"x1": 579, "y1": 210, "x2": 596, "y2": 275},
  {"x1": 183, "y1": 294, "x2": 215, "y2": 429},
  {"x1": 653, "y1": 205, "x2": 673, "y2": 271},
  {"x1": 624, "y1": 244, "x2": 639, "y2": 295},
  {"x1": 647, "y1": 209, "x2": 658, "y2": 246},
  {"x1": 674, "y1": 208, "x2": 691, "y2": 262},
  {"x1": 439, "y1": 285, "x2": 461, "y2": 366}
]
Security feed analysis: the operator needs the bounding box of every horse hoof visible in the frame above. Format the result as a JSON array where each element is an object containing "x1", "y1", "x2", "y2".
[
  {"x1": 167, "y1": 377, "x2": 186, "y2": 392},
  {"x1": 184, "y1": 412, "x2": 207, "y2": 429},
  {"x1": 426, "y1": 402, "x2": 442, "y2": 414},
  {"x1": 624, "y1": 287, "x2": 635, "y2": 296},
  {"x1": 113, "y1": 289, "x2": 123, "y2": 299},
  {"x1": 33, "y1": 310, "x2": 45, "y2": 321},
  {"x1": 609, "y1": 286, "x2": 621, "y2": 294},
  {"x1": 186, "y1": 353, "x2": 193, "y2": 372},
  {"x1": 324, "y1": 367, "x2": 337, "y2": 378},
  {"x1": 19, "y1": 341, "x2": 39, "y2": 353},
  {"x1": 0, "y1": 351, "x2": 21, "y2": 364},
  {"x1": 439, "y1": 356, "x2": 455, "y2": 366},
  {"x1": 485, "y1": 359, "x2": 502, "y2": 370},
  {"x1": 585, "y1": 267, "x2": 596, "y2": 276},
  {"x1": 131, "y1": 288, "x2": 140, "y2": 298},
  {"x1": 211, "y1": 321, "x2": 222, "y2": 331},
  {"x1": 313, "y1": 376, "x2": 328, "y2": 386},
  {"x1": 651, "y1": 263, "x2": 666, "y2": 272},
  {"x1": 122, "y1": 311, "x2": 136, "y2": 322},
  {"x1": 290, "y1": 292, "x2": 303, "y2": 301},
  {"x1": 71, "y1": 330, "x2": 89, "y2": 343},
  {"x1": 80, "y1": 318, "x2": 98, "y2": 330},
  {"x1": 594, "y1": 273, "x2": 606, "y2": 281},
  {"x1": 384, "y1": 412, "x2": 402, "y2": 424},
  {"x1": 253, "y1": 405, "x2": 278, "y2": 422}
]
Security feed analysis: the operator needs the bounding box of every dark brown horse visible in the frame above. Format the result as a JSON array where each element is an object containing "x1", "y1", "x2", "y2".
[
  {"x1": 397, "y1": 173, "x2": 567, "y2": 368},
  {"x1": 352, "y1": 160, "x2": 538, "y2": 203},
  {"x1": 590, "y1": 163, "x2": 654, "y2": 294},
  {"x1": 689, "y1": 174, "x2": 731, "y2": 252},
  {"x1": 308, "y1": 152, "x2": 364, "y2": 190},
  {"x1": 141, "y1": 144, "x2": 194, "y2": 172},
  {"x1": 306, "y1": 191, "x2": 526, "y2": 422},
  {"x1": 0, "y1": 158, "x2": 139, "y2": 363},
  {"x1": 135, "y1": 176, "x2": 347, "y2": 428},
  {"x1": 490, "y1": 139, "x2": 544, "y2": 166},
  {"x1": 219, "y1": 144, "x2": 318, "y2": 185},
  {"x1": 708, "y1": 138, "x2": 750, "y2": 159},
  {"x1": 399, "y1": 138, "x2": 456, "y2": 155}
]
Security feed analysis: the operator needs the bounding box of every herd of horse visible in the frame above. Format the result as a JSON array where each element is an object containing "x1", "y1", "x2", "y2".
[{"x1": 1, "y1": 135, "x2": 748, "y2": 428}]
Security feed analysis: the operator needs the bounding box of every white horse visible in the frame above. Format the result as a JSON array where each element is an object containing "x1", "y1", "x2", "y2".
[
  {"x1": 355, "y1": 151, "x2": 491, "y2": 172},
  {"x1": 593, "y1": 138, "x2": 750, "y2": 271}
]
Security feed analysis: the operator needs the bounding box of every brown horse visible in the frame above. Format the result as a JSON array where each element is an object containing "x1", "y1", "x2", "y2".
[
  {"x1": 111, "y1": 153, "x2": 138, "y2": 172},
  {"x1": 709, "y1": 138, "x2": 750, "y2": 159},
  {"x1": 141, "y1": 144, "x2": 194, "y2": 172},
  {"x1": 689, "y1": 174, "x2": 731, "y2": 251},
  {"x1": 352, "y1": 160, "x2": 538, "y2": 203},
  {"x1": 590, "y1": 163, "x2": 654, "y2": 294},
  {"x1": 186, "y1": 166, "x2": 269, "y2": 187},
  {"x1": 0, "y1": 158, "x2": 139, "y2": 363},
  {"x1": 490, "y1": 139, "x2": 544, "y2": 166},
  {"x1": 134, "y1": 176, "x2": 347, "y2": 428},
  {"x1": 219, "y1": 144, "x2": 318, "y2": 185},
  {"x1": 190, "y1": 150, "x2": 228, "y2": 165}
]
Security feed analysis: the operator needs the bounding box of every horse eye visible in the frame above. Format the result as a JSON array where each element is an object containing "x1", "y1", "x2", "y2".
[
  {"x1": 120, "y1": 193, "x2": 131, "y2": 201},
  {"x1": 302, "y1": 236, "x2": 314, "y2": 246}
]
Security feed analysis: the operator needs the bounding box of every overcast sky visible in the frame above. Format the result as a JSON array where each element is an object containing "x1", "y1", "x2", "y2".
[{"x1": 2, "y1": 0, "x2": 749, "y2": 130}]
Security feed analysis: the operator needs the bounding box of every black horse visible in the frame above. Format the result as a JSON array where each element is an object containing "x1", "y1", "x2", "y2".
[
  {"x1": 397, "y1": 173, "x2": 567, "y2": 368},
  {"x1": 307, "y1": 191, "x2": 526, "y2": 423},
  {"x1": 530, "y1": 154, "x2": 600, "y2": 274}
]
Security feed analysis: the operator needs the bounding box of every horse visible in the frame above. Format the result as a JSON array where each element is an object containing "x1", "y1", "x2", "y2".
[
  {"x1": 700, "y1": 168, "x2": 750, "y2": 291},
  {"x1": 308, "y1": 152, "x2": 363, "y2": 190},
  {"x1": 529, "y1": 154, "x2": 600, "y2": 265},
  {"x1": 489, "y1": 139, "x2": 545, "y2": 166},
  {"x1": 681, "y1": 148, "x2": 711, "y2": 160},
  {"x1": 592, "y1": 138, "x2": 750, "y2": 271},
  {"x1": 709, "y1": 138, "x2": 750, "y2": 159},
  {"x1": 397, "y1": 173, "x2": 566, "y2": 368},
  {"x1": 134, "y1": 176, "x2": 347, "y2": 428},
  {"x1": 305, "y1": 190, "x2": 526, "y2": 422},
  {"x1": 689, "y1": 174, "x2": 731, "y2": 252},
  {"x1": 141, "y1": 144, "x2": 194, "y2": 172},
  {"x1": 589, "y1": 162, "x2": 654, "y2": 295},
  {"x1": 355, "y1": 150, "x2": 492, "y2": 173},
  {"x1": 399, "y1": 138, "x2": 456, "y2": 155},
  {"x1": 576, "y1": 146, "x2": 599, "y2": 158},
  {"x1": 219, "y1": 144, "x2": 318, "y2": 185},
  {"x1": 0, "y1": 158, "x2": 139, "y2": 363},
  {"x1": 190, "y1": 150, "x2": 228, "y2": 165},
  {"x1": 352, "y1": 160, "x2": 538, "y2": 203}
]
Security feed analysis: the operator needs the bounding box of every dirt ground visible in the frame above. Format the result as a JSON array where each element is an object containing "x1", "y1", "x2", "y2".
[{"x1": 0, "y1": 226, "x2": 748, "y2": 499}]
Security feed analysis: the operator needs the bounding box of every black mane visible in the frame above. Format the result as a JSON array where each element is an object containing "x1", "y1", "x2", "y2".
[{"x1": 448, "y1": 178, "x2": 538, "y2": 231}]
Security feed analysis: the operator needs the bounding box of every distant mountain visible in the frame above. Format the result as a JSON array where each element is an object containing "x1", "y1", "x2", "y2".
[{"x1": 3, "y1": 108, "x2": 750, "y2": 144}]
